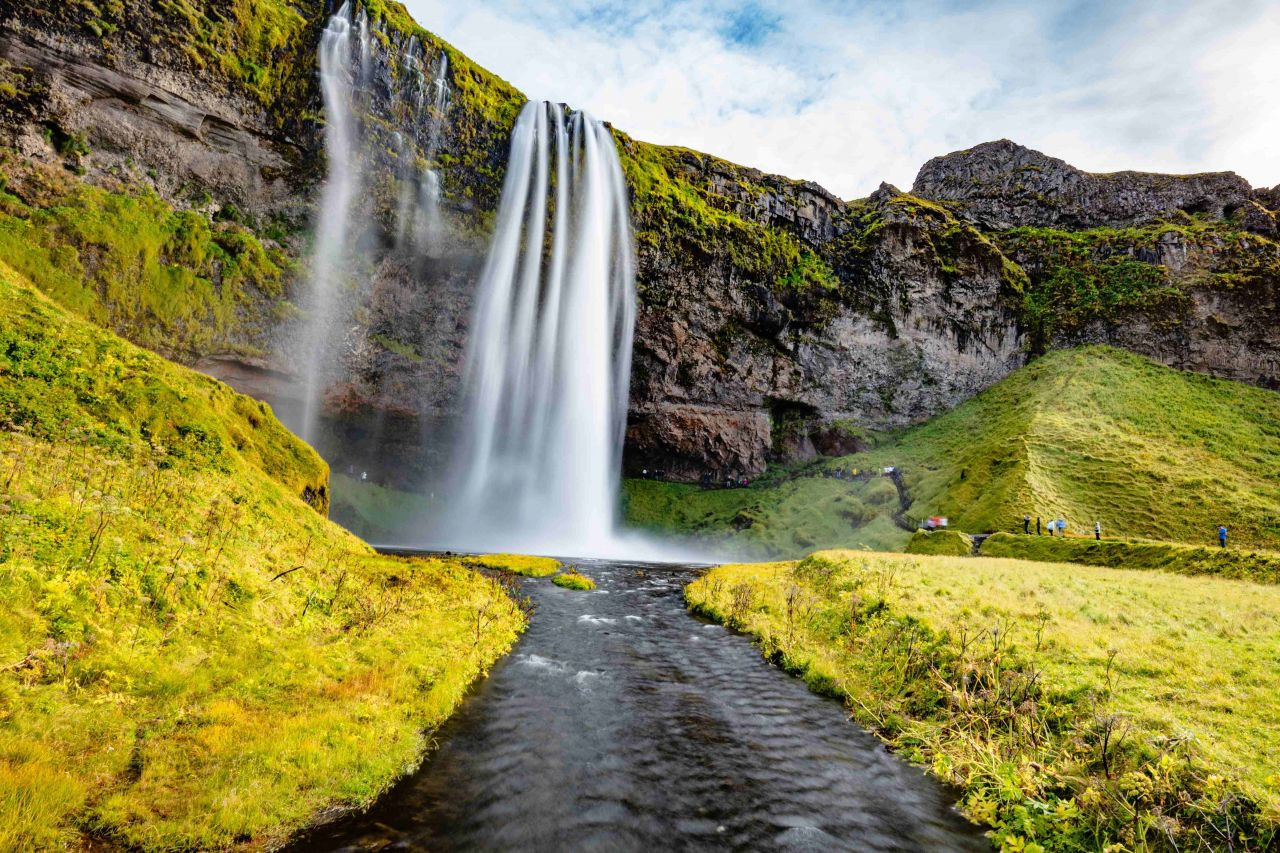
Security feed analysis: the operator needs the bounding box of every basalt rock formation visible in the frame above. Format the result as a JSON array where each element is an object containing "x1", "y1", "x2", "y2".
[{"x1": 1, "y1": 0, "x2": 1277, "y2": 487}]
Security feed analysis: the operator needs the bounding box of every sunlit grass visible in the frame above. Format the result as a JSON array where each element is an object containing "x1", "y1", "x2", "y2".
[
  {"x1": 472, "y1": 553, "x2": 561, "y2": 577},
  {"x1": 552, "y1": 569, "x2": 596, "y2": 591},
  {"x1": 0, "y1": 267, "x2": 525, "y2": 849},
  {"x1": 687, "y1": 552, "x2": 1280, "y2": 851}
]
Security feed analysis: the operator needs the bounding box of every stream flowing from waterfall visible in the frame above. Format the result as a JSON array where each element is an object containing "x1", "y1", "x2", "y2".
[
  {"x1": 428, "y1": 101, "x2": 639, "y2": 557},
  {"x1": 291, "y1": 561, "x2": 988, "y2": 852}
]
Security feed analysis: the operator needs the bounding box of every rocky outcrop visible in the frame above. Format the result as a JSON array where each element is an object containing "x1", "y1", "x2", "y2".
[
  {"x1": 913, "y1": 139, "x2": 1257, "y2": 231},
  {"x1": 0, "y1": 26, "x2": 301, "y2": 216},
  {"x1": 1, "y1": 3, "x2": 1277, "y2": 485}
]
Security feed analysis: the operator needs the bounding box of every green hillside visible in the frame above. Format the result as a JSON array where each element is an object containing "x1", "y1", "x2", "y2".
[
  {"x1": 0, "y1": 263, "x2": 524, "y2": 850},
  {"x1": 625, "y1": 346, "x2": 1280, "y2": 556}
]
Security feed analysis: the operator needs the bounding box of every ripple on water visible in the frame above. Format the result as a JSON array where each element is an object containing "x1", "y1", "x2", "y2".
[{"x1": 289, "y1": 561, "x2": 989, "y2": 853}]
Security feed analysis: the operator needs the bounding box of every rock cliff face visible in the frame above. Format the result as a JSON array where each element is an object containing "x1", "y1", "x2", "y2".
[{"x1": 1, "y1": 1, "x2": 1277, "y2": 485}]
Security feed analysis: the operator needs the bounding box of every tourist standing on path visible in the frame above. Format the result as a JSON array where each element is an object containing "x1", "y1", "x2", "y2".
[
  {"x1": 1095, "y1": 521, "x2": 1101, "y2": 541},
  {"x1": 1036, "y1": 516, "x2": 1041, "y2": 536},
  {"x1": 1218, "y1": 525, "x2": 1228, "y2": 548},
  {"x1": 1057, "y1": 518, "x2": 1066, "y2": 537},
  {"x1": 1023, "y1": 515, "x2": 1030, "y2": 534}
]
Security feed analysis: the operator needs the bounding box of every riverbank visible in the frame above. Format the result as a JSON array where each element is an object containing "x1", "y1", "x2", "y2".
[
  {"x1": 0, "y1": 268, "x2": 525, "y2": 849},
  {"x1": 686, "y1": 551, "x2": 1280, "y2": 852}
]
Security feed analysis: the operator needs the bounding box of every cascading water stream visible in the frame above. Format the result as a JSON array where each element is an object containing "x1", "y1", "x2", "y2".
[
  {"x1": 296, "y1": 3, "x2": 361, "y2": 443},
  {"x1": 431, "y1": 101, "x2": 637, "y2": 556},
  {"x1": 293, "y1": 4, "x2": 452, "y2": 444}
]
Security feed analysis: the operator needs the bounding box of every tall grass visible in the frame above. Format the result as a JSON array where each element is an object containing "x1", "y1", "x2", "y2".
[{"x1": 687, "y1": 552, "x2": 1280, "y2": 851}]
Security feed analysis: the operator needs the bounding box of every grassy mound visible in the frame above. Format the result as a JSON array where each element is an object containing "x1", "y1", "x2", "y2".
[
  {"x1": 0, "y1": 265, "x2": 524, "y2": 849},
  {"x1": 905, "y1": 530, "x2": 973, "y2": 557},
  {"x1": 552, "y1": 570, "x2": 596, "y2": 591},
  {"x1": 979, "y1": 532, "x2": 1280, "y2": 584},
  {"x1": 629, "y1": 346, "x2": 1280, "y2": 558},
  {"x1": 851, "y1": 346, "x2": 1280, "y2": 550},
  {"x1": 472, "y1": 554, "x2": 561, "y2": 578},
  {"x1": 687, "y1": 551, "x2": 1280, "y2": 851}
]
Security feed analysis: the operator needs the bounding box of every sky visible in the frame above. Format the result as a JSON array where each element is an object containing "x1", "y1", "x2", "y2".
[{"x1": 399, "y1": 0, "x2": 1280, "y2": 200}]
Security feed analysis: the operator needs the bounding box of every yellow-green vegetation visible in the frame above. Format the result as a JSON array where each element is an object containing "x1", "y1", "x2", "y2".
[
  {"x1": 979, "y1": 532, "x2": 1280, "y2": 584},
  {"x1": 687, "y1": 551, "x2": 1280, "y2": 852},
  {"x1": 843, "y1": 346, "x2": 1280, "y2": 550},
  {"x1": 552, "y1": 570, "x2": 596, "y2": 591},
  {"x1": 617, "y1": 138, "x2": 840, "y2": 296},
  {"x1": 0, "y1": 159, "x2": 293, "y2": 362},
  {"x1": 633, "y1": 346, "x2": 1280, "y2": 557},
  {"x1": 39, "y1": 0, "x2": 314, "y2": 109},
  {"x1": 0, "y1": 266, "x2": 524, "y2": 849},
  {"x1": 623, "y1": 473, "x2": 911, "y2": 559},
  {"x1": 999, "y1": 219, "x2": 1280, "y2": 348},
  {"x1": 472, "y1": 553, "x2": 561, "y2": 578},
  {"x1": 906, "y1": 529, "x2": 974, "y2": 557}
]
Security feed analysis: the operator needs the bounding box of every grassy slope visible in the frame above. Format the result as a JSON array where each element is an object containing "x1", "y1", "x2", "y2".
[
  {"x1": 628, "y1": 346, "x2": 1280, "y2": 557},
  {"x1": 0, "y1": 264, "x2": 524, "y2": 850},
  {"x1": 0, "y1": 157, "x2": 294, "y2": 363},
  {"x1": 688, "y1": 552, "x2": 1280, "y2": 852},
  {"x1": 978, "y1": 532, "x2": 1280, "y2": 584}
]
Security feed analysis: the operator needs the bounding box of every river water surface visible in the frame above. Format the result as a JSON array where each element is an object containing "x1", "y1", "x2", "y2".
[{"x1": 294, "y1": 560, "x2": 988, "y2": 852}]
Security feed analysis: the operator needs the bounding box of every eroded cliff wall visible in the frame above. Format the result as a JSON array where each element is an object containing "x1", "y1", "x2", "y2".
[{"x1": 1, "y1": 1, "x2": 1276, "y2": 485}]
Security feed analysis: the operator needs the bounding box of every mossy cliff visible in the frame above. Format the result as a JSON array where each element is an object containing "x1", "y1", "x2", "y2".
[{"x1": 0, "y1": 0, "x2": 1276, "y2": 484}]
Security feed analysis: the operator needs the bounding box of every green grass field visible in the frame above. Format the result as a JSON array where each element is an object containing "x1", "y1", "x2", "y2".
[
  {"x1": 687, "y1": 551, "x2": 1280, "y2": 852},
  {"x1": 0, "y1": 264, "x2": 524, "y2": 849},
  {"x1": 629, "y1": 346, "x2": 1280, "y2": 558}
]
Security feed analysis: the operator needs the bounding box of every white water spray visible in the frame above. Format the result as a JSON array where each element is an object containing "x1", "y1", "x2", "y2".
[
  {"x1": 432, "y1": 101, "x2": 637, "y2": 555},
  {"x1": 393, "y1": 48, "x2": 450, "y2": 253},
  {"x1": 297, "y1": 3, "x2": 360, "y2": 443}
]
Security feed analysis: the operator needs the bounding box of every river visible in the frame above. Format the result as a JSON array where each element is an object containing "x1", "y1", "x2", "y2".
[{"x1": 292, "y1": 560, "x2": 988, "y2": 851}]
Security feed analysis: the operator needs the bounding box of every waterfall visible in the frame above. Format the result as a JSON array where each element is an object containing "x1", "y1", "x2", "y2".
[
  {"x1": 393, "y1": 48, "x2": 450, "y2": 253},
  {"x1": 420, "y1": 53, "x2": 450, "y2": 255},
  {"x1": 296, "y1": 2, "x2": 361, "y2": 443},
  {"x1": 433, "y1": 100, "x2": 636, "y2": 555}
]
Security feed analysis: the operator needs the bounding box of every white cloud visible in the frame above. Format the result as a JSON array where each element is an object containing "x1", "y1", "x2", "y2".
[{"x1": 400, "y1": 0, "x2": 1280, "y2": 199}]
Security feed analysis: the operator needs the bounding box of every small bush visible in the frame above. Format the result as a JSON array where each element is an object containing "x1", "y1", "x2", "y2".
[
  {"x1": 552, "y1": 570, "x2": 596, "y2": 591},
  {"x1": 905, "y1": 530, "x2": 973, "y2": 557}
]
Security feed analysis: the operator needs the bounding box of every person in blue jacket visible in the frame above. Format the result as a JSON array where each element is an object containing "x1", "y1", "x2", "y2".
[{"x1": 1218, "y1": 525, "x2": 1228, "y2": 548}]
